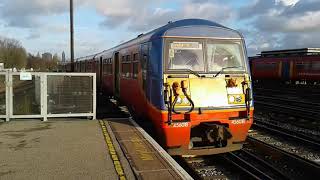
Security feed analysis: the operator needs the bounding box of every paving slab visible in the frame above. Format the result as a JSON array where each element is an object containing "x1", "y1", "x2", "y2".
[{"x1": 0, "y1": 120, "x2": 123, "y2": 180}]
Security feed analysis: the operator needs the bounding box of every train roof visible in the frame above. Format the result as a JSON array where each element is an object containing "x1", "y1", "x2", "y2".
[
  {"x1": 77, "y1": 19, "x2": 243, "y2": 61},
  {"x1": 258, "y1": 48, "x2": 320, "y2": 57},
  {"x1": 111, "y1": 19, "x2": 243, "y2": 49}
]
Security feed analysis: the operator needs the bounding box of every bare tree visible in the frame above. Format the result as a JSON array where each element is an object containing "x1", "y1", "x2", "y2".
[{"x1": 0, "y1": 36, "x2": 27, "y2": 68}]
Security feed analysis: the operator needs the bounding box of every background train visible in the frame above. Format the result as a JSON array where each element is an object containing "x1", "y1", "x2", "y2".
[
  {"x1": 63, "y1": 19, "x2": 254, "y2": 155},
  {"x1": 249, "y1": 48, "x2": 320, "y2": 85}
]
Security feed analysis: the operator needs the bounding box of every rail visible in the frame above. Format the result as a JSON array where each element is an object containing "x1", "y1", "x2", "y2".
[
  {"x1": 253, "y1": 118, "x2": 320, "y2": 149},
  {"x1": 246, "y1": 137, "x2": 320, "y2": 179}
]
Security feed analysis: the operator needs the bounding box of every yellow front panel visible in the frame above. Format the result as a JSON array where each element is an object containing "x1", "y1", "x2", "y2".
[
  {"x1": 164, "y1": 75, "x2": 248, "y2": 108},
  {"x1": 189, "y1": 77, "x2": 228, "y2": 107}
]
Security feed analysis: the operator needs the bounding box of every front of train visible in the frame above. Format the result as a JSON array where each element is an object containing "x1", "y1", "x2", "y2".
[{"x1": 161, "y1": 23, "x2": 254, "y2": 155}]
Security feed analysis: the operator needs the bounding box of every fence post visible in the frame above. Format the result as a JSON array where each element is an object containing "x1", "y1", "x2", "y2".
[
  {"x1": 8, "y1": 72, "x2": 13, "y2": 121},
  {"x1": 93, "y1": 73, "x2": 96, "y2": 120},
  {"x1": 5, "y1": 71, "x2": 10, "y2": 122},
  {"x1": 42, "y1": 74, "x2": 48, "y2": 121}
]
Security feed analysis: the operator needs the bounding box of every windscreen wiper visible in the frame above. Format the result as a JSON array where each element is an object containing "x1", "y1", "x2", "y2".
[
  {"x1": 186, "y1": 69, "x2": 202, "y2": 77},
  {"x1": 175, "y1": 69, "x2": 202, "y2": 77},
  {"x1": 214, "y1": 66, "x2": 244, "y2": 77}
]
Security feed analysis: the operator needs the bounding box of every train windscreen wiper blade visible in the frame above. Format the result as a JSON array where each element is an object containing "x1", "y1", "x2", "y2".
[
  {"x1": 187, "y1": 69, "x2": 202, "y2": 77},
  {"x1": 214, "y1": 66, "x2": 244, "y2": 77},
  {"x1": 175, "y1": 69, "x2": 201, "y2": 77}
]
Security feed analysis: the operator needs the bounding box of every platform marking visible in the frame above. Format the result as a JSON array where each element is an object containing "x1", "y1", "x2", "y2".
[
  {"x1": 130, "y1": 135, "x2": 154, "y2": 161},
  {"x1": 99, "y1": 120, "x2": 126, "y2": 180}
]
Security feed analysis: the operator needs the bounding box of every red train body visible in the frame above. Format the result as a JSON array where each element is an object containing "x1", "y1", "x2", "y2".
[{"x1": 249, "y1": 48, "x2": 320, "y2": 85}]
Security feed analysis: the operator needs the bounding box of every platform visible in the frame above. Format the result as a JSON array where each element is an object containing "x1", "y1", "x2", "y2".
[
  {"x1": 0, "y1": 119, "x2": 135, "y2": 180},
  {"x1": 0, "y1": 117, "x2": 191, "y2": 180},
  {"x1": 103, "y1": 117, "x2": 191, "y2": 179}
]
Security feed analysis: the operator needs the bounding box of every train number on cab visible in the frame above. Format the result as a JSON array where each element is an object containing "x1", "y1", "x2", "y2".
[
  {"x1": 172, "y1": 122, "x2": 189, "y2": 128},
  {"x1": 231, "y1": 119, "x2": 246, "y2": 125}
]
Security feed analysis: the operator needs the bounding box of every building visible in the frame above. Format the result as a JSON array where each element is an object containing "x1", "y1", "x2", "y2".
[
  {"x1": 62, "y1": 51, "x2": 66, "y2": 63},
  {"x1": 42, "y1": 53, "x2": 53, "y2": 61}
]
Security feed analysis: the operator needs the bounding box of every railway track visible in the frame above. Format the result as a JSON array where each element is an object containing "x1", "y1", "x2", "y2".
[
  {"x1": 254, "y1": 86, "x2": 320, "y2": 95},
  {"x1": 181, "y1": 156, "x2": 229, "y2": 180},
  {"x1": 254, "y1": 100, "x2": 319, "y2": 121},
  {"x1": 181, "y1": 154, "x2": 282, "y2": 180},
  {"x1": 254, "y1": 95, "x2": 320, "y2": 109},
  {"x1": 254, "y1": 86, "x2": 320, "y2": 102},
  {"x1": 249, "y1": 128, "x2": 320, "y2": 163},
  {"x1": 223, "y1": 150, "x2": 288, "y2": 180},
  {"x1": 254, "y1": 110, "x2": 320, "y2": 130},
  {"x1": 181, "y1": 134, "x2": 320, "y2": 180},
  {"x1": 244, "y1": 137, "x2": 320, "y2": 179},
  {"x1": 253, "y1": 117, "x2": 320, "y2": 149}
]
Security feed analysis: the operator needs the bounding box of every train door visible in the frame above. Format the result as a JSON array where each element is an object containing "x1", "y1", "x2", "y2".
[
  {"x1": 141, "y1": 43, "x2": 150, "y2": 99},
  {"x1": 282, "y1": 60, "x2": 290, "y2": 81},
  {"x1": 114, "y1": 52, "x2": 120, "y2": 98}
]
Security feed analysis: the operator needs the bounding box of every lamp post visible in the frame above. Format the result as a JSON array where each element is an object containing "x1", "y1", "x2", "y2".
[{"x1": 70, "y1": 0, "x2": 74, "y2": 72}]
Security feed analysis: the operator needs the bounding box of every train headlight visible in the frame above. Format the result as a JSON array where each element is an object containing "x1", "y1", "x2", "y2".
[
  {"x1": 228, "y1": 96, "x2": 235, "y2": 103},
  {"x1": 235, "y1": 95, "x2": 242, "y2": 103},
  {"x1": 228, "y1": 94, "x2": 245, "y2": 104}
]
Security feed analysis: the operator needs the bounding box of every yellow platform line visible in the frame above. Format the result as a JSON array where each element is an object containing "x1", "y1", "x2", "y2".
[{"x1": 99, "y1": 120, "x2": 126, "y2": 180}]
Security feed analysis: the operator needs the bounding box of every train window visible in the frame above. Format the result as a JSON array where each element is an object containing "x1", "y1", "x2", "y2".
[
  {"x1": 133, "y1": 62, "x2": 139, "y2": 78},
  {"x1": 296, "y1": 62, "x2": 311, "y2": 70},
  {"x1": 133, "y1": 53, "x2": 139, "y2": 62},
  {"x1": 122, "y1": 63, "x2": 131, "y2": 78},
  {"x1": 103, "y1": 59, "x2": 108, "y2": 74},
  {"x1": 77, "y1": 62, "x2": 81, "y2": 72},
  {"x1": 103, "y1": 58, "x2": 113, "y2": 75},
  {"x1": 81, "y1": 61, "x2": 86, "y2": 72},
  {"x1": 107, "y1": 58, "x2": 113, "y2": 75},
  {"x1": 96, "y1": 60, "x2": 99, "y2": 72},
  {"x1": 207, "y1": 41, "x2": 244, "y2": 72},
  {"x1": 126, "y1": 55, "x2": 131, "y2": 62},
  {"x1": 87, "y1": 61, "x2": 92, "y2": 72},
  {"x1": 312, "y1": 61, "x2": 320, "y2": 70},
  {"x1": 255, "y1": 63, "x2": 276, "y2": 70},
  {"x1": 121, "y1": 54, "x2": 131, "y2": 78},
  {"x1": 168, "y1": 41, "x2": 205, "y2": 71},
  {"x1": 133, "y1": 53, "x2": 139, "y2": 78}
]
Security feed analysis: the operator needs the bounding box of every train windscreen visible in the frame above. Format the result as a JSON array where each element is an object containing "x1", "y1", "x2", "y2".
[
  {"x1": 207, "y1": 41, "x2": 245, "y2": 72},
  {"x1": 168, "y1": 41, "x2": 205, "y2": 72},
  {"x1": 166, "y1": 39, "x2": 245, "y2": 73}
]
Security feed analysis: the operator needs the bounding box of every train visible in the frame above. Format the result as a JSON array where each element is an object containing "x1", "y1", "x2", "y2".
[
  {"x1": 63, "y1": 19, "x2": 254, "y2": 155},
  {"x1": 249, "y1": 48, "x2": 320, "y2": 85}
]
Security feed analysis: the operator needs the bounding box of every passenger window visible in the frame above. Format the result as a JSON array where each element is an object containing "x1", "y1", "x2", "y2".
[
  {"x1": 133, "y1": 53, "x2": 139, "y2": 78},
  {"x1": 126, "y1": 55, "x2": 130, "y2": 62},
  {"x1": 122, "y1": 55, "x2": 131, "y2": 78},
  {"x1": 107, "y1": 58, "x2": 113, "y2": 75},
  {"x1": 103, "y1": 59, "x2": 108, "y2": 74}
]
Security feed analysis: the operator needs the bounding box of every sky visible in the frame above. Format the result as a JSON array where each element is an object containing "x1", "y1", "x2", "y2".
[{"x1": 0, "y1": 0, "x2": 319, "y2": 58}]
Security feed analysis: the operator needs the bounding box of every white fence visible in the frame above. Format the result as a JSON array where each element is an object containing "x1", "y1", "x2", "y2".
[{"x1": 0, "y1": 72, "x2": 96, "y2": 121}]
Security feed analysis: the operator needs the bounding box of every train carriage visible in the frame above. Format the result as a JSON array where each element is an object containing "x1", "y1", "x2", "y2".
[
  {"x1": 68, "y1": 19, "x2": 254, "y2": 155},
  {"x1": 250, "y1": 48, "x2": 320, "y2": 85}
]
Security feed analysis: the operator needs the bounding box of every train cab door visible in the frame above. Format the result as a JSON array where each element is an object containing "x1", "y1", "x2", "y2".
[
  {"x1": 141, "y1": 43, "x2": 150, "y2": 99},
  {"x1": 114, "y1": 52, "x2": 120, "y2": 98}
]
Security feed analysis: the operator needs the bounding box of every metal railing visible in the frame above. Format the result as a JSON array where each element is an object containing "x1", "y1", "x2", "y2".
[{"x1": 0, "y1": 71, "x2": 96, "y2": 121}]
